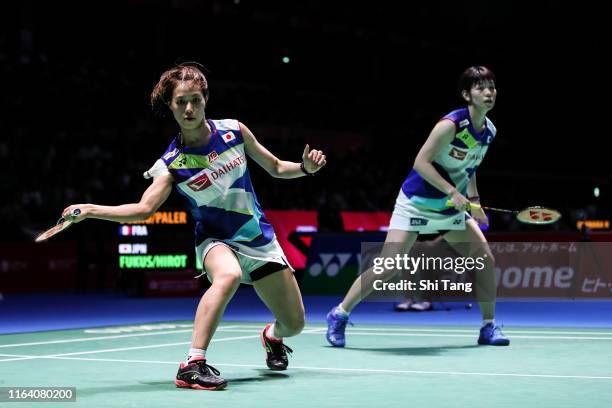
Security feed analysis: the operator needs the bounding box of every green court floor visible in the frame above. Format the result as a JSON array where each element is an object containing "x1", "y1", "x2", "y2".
[{"x1": 1, "y1": 322, "x2": 611, "y2": 407}]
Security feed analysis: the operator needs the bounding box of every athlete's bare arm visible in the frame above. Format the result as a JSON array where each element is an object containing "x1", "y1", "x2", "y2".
[
  {"x1": 62, "y1": 174, "x2": 174, "y2": 223},
  {"x1": 240, "y1": 122, "x2": 326, "y2": 178},
  {"x1": 413, "y1": 120, "x2": 470, "y2": 210}
]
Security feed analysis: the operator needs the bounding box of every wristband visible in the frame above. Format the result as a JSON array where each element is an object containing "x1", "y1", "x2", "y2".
[{"x1": 300, "y1": 162, "x2": 314, "y2": 176}]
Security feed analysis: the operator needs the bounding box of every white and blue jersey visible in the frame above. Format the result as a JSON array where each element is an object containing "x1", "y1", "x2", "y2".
[
  {"x1": 389, "y1": 107, "x2": 496, "y2": 233},
  {"x1": 149, "y1": 119, "x2": 288, "y2": 274},
  {"x1": 402, "y1": 107, "x2": 496, "y2": 214}
]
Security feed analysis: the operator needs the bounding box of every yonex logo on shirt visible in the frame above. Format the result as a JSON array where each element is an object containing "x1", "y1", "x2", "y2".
[
  {"x1": 456, "y1": 129, "x2": 478, "y2": 149},
  {"x1": 208, "y1": 151, "x2": 219, "y2": 163}
]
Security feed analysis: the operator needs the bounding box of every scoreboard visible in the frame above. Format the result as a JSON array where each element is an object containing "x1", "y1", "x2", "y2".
[{"x1": 117, "y1": 209, "x2": 200, "y2": 296}]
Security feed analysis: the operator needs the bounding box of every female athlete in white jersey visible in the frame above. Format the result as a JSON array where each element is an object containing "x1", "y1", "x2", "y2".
[
  {"x1": 326, "y1": 66, "x2": 509, "y2": 347},
  {"x1": 62, "y1": 63, "x2": 326, "y2": 390}
]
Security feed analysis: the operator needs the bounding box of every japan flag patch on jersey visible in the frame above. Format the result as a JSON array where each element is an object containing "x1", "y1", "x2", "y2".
[{"x1": 221, "y1": 132, "x2": 236, "y2": 144}]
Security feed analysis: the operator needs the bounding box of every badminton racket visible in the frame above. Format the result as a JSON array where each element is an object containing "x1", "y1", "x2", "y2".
[
  {"x1": 446, "y1": 200, "x2": 561, "y2": 225},
  {"x1": 35, "y1": 208, "x2": 81, "y2": 242}
]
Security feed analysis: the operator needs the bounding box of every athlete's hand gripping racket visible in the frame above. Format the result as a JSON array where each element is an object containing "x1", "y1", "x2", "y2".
[
  {"x1": 446, "y1": 200, "x2": 561, "y2": 225},
  {"x1": 35, "y1": 208, "x2": 81, "y2": 242}
]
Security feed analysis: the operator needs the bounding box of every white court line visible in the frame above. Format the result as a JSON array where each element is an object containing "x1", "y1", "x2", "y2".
[
  {"x1": 6, "y1": 355, "x2": 612, "y2": 381},
  {"x1": 0, "y1": 328, "x2": 323, "y2": 363},
  {"x1": 0, "y1": 329, "x2": 192, "y2": 349},
  {"x1": 0, "y1": 334, "x2": 260, "y2": 363},
  {"x1": 228, "y1": 325, "x2": 612, "y2": 336},
  {"x1": 323, "y1": 332, "x2": 612, "y2": 341},
  {"x1": 0, "y1": 326, "x2": 241, "y2": 349},
  {"x1": 2, "y1": 326, "x2": 611, "y2": 353},
  {"x1": 0, "y1": 326, "x2": 322, "y2": 350},
  {"x1": 190, "y1": 328, "x2": 612, "y2": 340},
  {"x1": 345, "y1": 327, "x2": 612, "y2": 335},
  {"x1": 0, "y1": 353, "x2": 33, "y2": 358}
]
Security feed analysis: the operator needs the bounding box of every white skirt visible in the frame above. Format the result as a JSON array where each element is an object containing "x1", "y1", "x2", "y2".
[
  {"x1": 388, "y1": 190, "x2": 467, "y2": 234},
  {"x1": 195, "y1": 237, "x2": 292, "y2": 284}
]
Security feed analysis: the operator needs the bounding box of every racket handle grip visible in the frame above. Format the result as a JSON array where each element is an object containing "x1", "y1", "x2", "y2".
[
  {"x1": 446, "y1": 200, "x2": 481, "y2": 209},
  {"x1": 62, "y1": 208, "x2": 81, "y2": 221}
]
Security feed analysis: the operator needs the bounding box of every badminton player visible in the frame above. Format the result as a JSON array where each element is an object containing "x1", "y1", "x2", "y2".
[
  {"x1": 326, "y1": 66, "x2": 509, "y2": 347},
  {"x1": 62, "y1": 63, "x2": 326, "y2": 390}
]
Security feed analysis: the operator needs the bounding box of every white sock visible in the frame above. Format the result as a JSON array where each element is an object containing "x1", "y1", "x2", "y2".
[
  {"x1": 187, "y1": 348, "x2": 206, "y2": 362},
  {"x1": 335, "y1": 303, "x2": 350, "y2": 317},
  {"x1": 266, "y1": 323, "x2": 282, "y2": 341},
  {"x1": 482, "y1": 319, "x2": 495, "y2": 326}
]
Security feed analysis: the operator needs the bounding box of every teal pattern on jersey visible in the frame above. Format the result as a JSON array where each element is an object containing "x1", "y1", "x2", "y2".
[
  {"x1": 156, "y1": 119, "x2": 275, "y2": 248},
  {"x1": 401, "y1": 107, "x2": 497, "y2": 213}
]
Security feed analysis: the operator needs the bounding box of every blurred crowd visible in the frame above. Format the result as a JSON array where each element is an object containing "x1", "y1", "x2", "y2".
[
  {"x1": 2, "y1": 1, "x2": 607, "y2": 241},
  {"x1": 0, "y1": 54, "x2": 594, "y2": 241}
]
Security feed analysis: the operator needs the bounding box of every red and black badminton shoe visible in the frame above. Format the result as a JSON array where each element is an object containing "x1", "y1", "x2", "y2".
[
  {"x1": 175, "y1": 358, "x2": 227, "y2": 390},
  {"x1": 260, "y1": 323, "x2": 293, "y2": 370}
]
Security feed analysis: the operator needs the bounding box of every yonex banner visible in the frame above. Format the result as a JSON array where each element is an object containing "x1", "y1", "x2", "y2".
[{"x1": 302, "y1": 232, "x2": 385, "y2": 295}]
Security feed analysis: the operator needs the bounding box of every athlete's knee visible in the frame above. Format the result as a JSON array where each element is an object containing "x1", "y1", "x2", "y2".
[
  {"x1": 285, "y1": 314, "x2": 305, "y2": 336},
  {"x1": 211, "y1": 269, "x2": 242, "y2": 291},
  {"x1": 280, "y1": 309, "x2": 305, "y2": 336}
]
